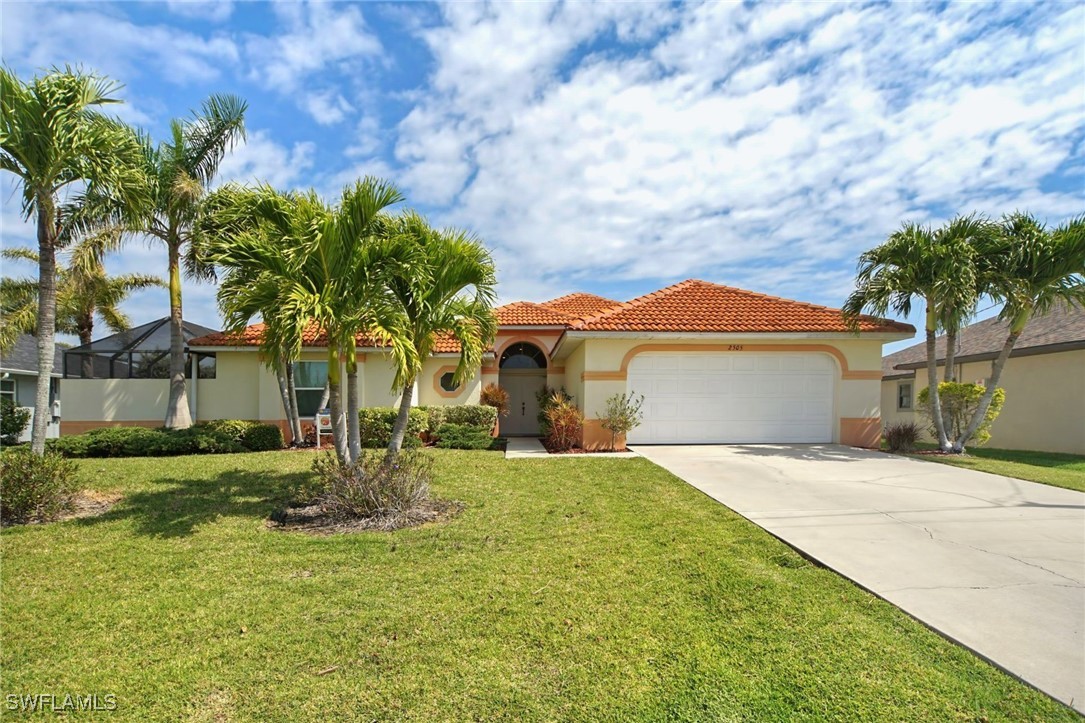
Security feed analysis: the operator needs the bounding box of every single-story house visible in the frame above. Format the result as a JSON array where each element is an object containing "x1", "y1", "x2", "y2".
[
  {"x1": 62, "y1": 279, "x2": 913, "y2": 449},
  {"x1": 0, "y1": 333, "x2": 62, "y2": 441},
  {"x1": 881, "y1": 303, "x2": 1085, "y2": 455}
]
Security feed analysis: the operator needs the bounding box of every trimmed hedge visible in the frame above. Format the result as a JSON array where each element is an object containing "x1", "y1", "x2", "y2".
[
  {"x1": 0, "y1": 448, "x2": 78, "y2": 523},
  {"x1": 442, "y1": 405, "x2": 498, "y2": 429},
  {"x1": 48, "y1": 420, "x2": 283, "y2": 458},
  {"x1": 358, "y1": 407, "x2": 426, "y2": 448},
  {"x1": 435, "y1": 423, "x2": 494, "y2": 450}
]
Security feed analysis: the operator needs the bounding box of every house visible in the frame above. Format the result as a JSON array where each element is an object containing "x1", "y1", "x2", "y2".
[
  {"x1": 881, "y1": 303, "x2": 1085, "y2": 455},
  {"x1": 59, "y1": 317, "x2": 221, "y2": 434},
  {"x1": 0, "y1": 334, "x2": 62, "y2": 441},
  {"x1": 61, "y1": 280, "x2": 913, "y2": 449}
]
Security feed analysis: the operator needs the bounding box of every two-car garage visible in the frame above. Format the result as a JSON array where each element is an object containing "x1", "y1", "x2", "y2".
[{"x1": 625, "y1": 352, "x2": 836, "y2": 445}]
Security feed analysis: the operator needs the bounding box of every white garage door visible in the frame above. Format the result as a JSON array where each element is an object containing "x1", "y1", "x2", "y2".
[{"x1": 626, "y1": 352, "x2": 834, "y2": 444}]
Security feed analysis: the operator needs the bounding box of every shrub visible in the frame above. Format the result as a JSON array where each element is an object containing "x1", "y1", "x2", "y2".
[
  {"x1": 240, "y1": 423, "x2": 284, "y2": 451},
  {"x1": 884, "y1": 421, "x2": 922, "y2": 453},
  {"x1": 358, "y1": 407, "x2": 426, "y2": 448},
  {"x1": 598, "y1": 393, "x2": 645, "y2": 450},
  {"x1": 420, "y1": 406, "x2": 446, "y2": 437},
  {"x1": 1, "y1": 398, "x2": 31, "y2": 445},
  {"x1": 537, "y1": 386, "x2": 573, "y2": 436},
  {"x1": 442, "y1": 405, "x2": 498, "y2": 430},
  {"x1": 435, "y1": 422, "x2": 495, "y2": 450},
  {"x1": 1, "y1": 448, "x2": 78, "y2": 523},
  {"x1": 312, "y1": 449, "x2": 432, "y2": 524},
  {"x1": 545, "y1": 394, "x2": 584, "y2": 452},
  {"x1": 49, "y1": 425, "x2": 244, "y2": 458},
  {"x1": 480, "y1": 383, "x2": 509, "y2": 418},
  {"x1": 203, "y1": 419, "x2": 283, "y2": 451},
  {"x1": 918, "y1": 382, "x2": 1006, "y2": 447}
]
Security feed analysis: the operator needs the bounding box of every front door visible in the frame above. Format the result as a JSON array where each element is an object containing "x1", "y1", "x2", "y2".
[{"x1": 500, "y1": 371, "x2": 546, "y2": 436}]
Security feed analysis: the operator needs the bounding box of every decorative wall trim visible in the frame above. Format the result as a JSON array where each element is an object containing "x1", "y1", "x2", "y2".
[
  {"x1": 432, "y1": 364, "x2": 463, "y2": 399},
  {"x1": 581, "y1": 371, "x2": 626, "y2": 381},
  {"x1": 839, "y1": 416, "x2": 881, "y2": 448},
  {"x1": 495, "y1": 335, "x2": 554, "y2": 368}
]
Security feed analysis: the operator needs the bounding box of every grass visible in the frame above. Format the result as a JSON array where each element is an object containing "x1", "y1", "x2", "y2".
[
  {"x1": 1, "y1": 450, "x2": 1076, "y2": 721},
  {"x1": 899, "y1": 443, "x2": 1085, "y2": 493}
]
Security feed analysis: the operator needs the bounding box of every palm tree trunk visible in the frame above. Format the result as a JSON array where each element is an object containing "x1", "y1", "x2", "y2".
[
  {"x1": 327, "y1": 347, "x2": 348, "y2": 464},
  {"x1": 924, "y1": 307, "x2": 950, "y2": 451},
  {"x1": 954, "y1": 324, "x2": 1023, "y2": 453},
  {"x1": 30, "y1": 195, "x2": 58, "y2": 455},
  {"x1": 163, "y1": 239, "x2": 192, "y2": 429},
  {"x1": 285, "y1": 361, "x2": 302, "y2": 446},
  {"x1": 275, "y1": 363, "x2": 294, "y2": 445},
  {"x1": 77, "y1": 314, "x2": 94, "y2": 378},
  {"x1": 346, "y1": 355, "x2": 361, "y2": 464},
  {"x1": 387, "y1": 381, "x2": 414, "y2": 457},
  {"x1": 943, "y1": 329, "x2": 957, "y2": 382}
]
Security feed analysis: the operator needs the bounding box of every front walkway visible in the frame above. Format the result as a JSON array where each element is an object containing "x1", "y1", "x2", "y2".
[
  {"x1": 633, "y1": 443, "x2": 1085, "y2": 712},
  {"x1": 504, "y1": 438, "x2": 639, "y2": 459}
]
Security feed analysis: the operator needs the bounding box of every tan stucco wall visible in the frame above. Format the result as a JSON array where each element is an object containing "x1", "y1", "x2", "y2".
[
  {"x1": 418, "y1": 357, "x2": 482, "y2": 406},
  {"x1": 63, "y1": 378, "x2": 187, "y2": 423},
  {"x1": 882, "y1": 349, "x2": 1085, "y2": 454},
  {"x1": 567, "y1": 336, "x2": 889, "y2": 448}
]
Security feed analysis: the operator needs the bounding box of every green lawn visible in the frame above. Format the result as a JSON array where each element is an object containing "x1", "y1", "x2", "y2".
[
  {"x1": 901, "y1": 444, "x2": 1085, "y2": 492},
  {"x1": 2, "y1": 450, "x2": 1074, "y2": 720}
]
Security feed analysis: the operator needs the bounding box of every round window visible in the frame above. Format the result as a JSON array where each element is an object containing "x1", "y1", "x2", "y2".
[{"x1": 440, "y1": 371, "x2": 460, "y2": 392}]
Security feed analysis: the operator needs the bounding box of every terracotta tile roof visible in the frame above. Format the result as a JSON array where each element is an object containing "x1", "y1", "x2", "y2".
[
  {"x1": 882, "y1": 301, "x2": 1085, "y2": 377},
  {"x1": 494, "y1": 301, "x2": 575, "y2": 326},
  {"x1": 188, "y1": 322, "x2": 463, "y2": 353},
  {"x1": 540, "y1": 292, "x2": 621, "y2": 319},
  {"x1": 572, "y1": 279, "x2": 914, "y2": 334}
]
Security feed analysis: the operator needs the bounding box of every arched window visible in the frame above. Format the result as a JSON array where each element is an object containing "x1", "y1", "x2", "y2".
[{"x1": 499, "y1": 342, "x2": 546, "y2": 369}]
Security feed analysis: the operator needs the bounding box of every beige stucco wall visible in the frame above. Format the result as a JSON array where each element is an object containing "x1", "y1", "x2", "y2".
[
  {"x1": 63, "y1": 378, "x2": 185, "y2": 422},
  {"x1": 561, "y1": 335, "x2": 890, "y2": 447},
  {"x1": 417, "y1": 357, "x2": 482, "y2": 406},
  {"x1": 883, "y1": 349, "x2": 1085, "y2": 454}
]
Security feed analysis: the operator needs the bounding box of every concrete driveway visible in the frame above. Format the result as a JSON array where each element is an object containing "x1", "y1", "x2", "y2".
[{"x1": 632, "y1": 444, "x2": 1085, "y2": 711}]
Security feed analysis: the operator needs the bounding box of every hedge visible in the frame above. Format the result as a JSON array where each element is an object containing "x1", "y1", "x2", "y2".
[
  {"x1": 48, "y1": 420, "x2": 283, "y2": 458},
  {"x1": 435, "y1": 423, "x2": 495, "y2": 450},
  {"x1": 358, "y1": 407, "x2": 426, "y2": 448},
  {"x1": 442, "y1": 405, "x2": 498, "y2": 430}
]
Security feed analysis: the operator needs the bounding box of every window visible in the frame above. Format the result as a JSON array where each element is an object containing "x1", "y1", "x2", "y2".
[
  {"x1": 294, "y1": 361, "x2": 328, "y2": 417},
  {"x1": 897, "y1": 382, "x2": 913, "y2": 410},
  {"x1": 0, "y1": 379, "x2": 15, "y2": 404},
  {"x1": 499, "y1": 342, "x2": 546, "y2": 369},
  {"x1": 191, "y1": 353, "x2": 216, "y2": 379},
  {"x1": 440, "y1": 371, "x2": 460, "y2": 392}
]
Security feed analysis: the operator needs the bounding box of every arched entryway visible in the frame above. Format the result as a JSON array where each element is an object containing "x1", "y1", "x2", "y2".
[{"x1": 498, "y1": 341, "x2": 547, "y2": 436}]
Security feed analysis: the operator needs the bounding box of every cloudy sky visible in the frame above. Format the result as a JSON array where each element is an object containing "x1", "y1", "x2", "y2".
[{"x1": 2, "y1": 1, "x2": 1082, "y2": 352}]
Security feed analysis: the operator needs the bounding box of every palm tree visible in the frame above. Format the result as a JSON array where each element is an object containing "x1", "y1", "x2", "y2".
[
  {"x1": 0, "y1": 67, "x2": 147, "y2": 453},
  {"x1": 203, "y1": 178, "x2": 411, "y2": 464},
  {"x1": 382, "y1": 212, "x2": 498, "y2": 455},
  {"x1": 1, "y1": 230, "x2": 163, "y2": 377},
  {"x1": 843, "y1": 219, "x2": 979, "y2": 451},
  {"x1": 953, "y1": 213, "x2": 1085, "y2": 451},
  {"x1": 132, "y1": 94, "x2": 246, "y2": 429}
]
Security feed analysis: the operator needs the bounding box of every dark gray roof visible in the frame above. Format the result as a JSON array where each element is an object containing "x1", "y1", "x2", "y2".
[
  {"x1": 0, "y1": 334, "x2": 63, "y2": 376},
  {"x1": 882, "y1": 302, "x2": 1085, "y2": 378},
  {"x1": 65, "y1": 317, "x2": 221, "y2": 353}
]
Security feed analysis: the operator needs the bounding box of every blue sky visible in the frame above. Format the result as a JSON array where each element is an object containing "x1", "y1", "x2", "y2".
[{"x1": 2, "y1": 1, "x2": 1083, "y2": 353}]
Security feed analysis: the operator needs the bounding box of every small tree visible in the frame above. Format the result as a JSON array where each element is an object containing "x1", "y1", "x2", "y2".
[
  {"x1": 480, "y1": 383, "x2": 509, "y2": 419},
  {"x1": 918, "y1": 382, "x2": 1005, "y2": 448},
  {"x1": 599, "y1": 392, "x2": 645, "y2": 451},
  {"x1": 544, "y1": 394, "x2": 583, "y2": 452},
  {"x1": 1, "y1": 398, "x2": 32, "y2": 445}
]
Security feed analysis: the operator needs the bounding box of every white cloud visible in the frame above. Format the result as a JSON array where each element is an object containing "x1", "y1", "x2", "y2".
[
  {"x1": 166, "y1": 1, "x2": 234, "y2": 23},
  {"x1": 216, "y1": 130, "x2": 316, "y2": 189},
  {"x1": 1, "y1": 3, "x2": 239, "y2": 85},
  {"x1": 301, "y1": 91, "x2": 355, "y2": 126},
  {"x1": 394, "y1": 1, "x2": 1085, "y2": 310}
]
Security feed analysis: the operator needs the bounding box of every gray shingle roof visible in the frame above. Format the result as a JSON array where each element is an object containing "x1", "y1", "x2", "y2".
[
  {"x1": 0, "y1": 334, "x2": 64, "y2": 376},
  {"x1": 882, "y1": 302, "x2": 1085, "y2": 378}
]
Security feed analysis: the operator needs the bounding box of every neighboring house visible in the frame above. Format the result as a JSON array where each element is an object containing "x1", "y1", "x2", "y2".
[
  {"x1": 881, "y1": 303, "x2": 1085, "y2": 455},
  {"x1": 0, "y1": 334, "x2": 62, "y2": 442},
  {"x1": 61, "y1": 280, "x2": 913, "y2": 449}
]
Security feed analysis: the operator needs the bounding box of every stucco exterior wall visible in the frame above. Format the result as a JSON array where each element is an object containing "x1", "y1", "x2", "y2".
[
  {"x1": 61, "y1": 378, "x2": 185, "y2": 428},
  {"x1": 879, "y1": 349, "x2": 1085, "y2": 454},
  {"x1": 418, "y1": 357, "x2": 482, "y2": 406},
  {"x1": 564, "y1": 336, "x2": 889, "y2": 449}
]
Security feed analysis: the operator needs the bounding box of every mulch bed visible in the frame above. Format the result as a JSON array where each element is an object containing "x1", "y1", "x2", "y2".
[
  {"x1": 540, "y1": 439, "x2": 626, "y2": 455},
  {"x1": 267, "y1": 499, "x2": 464, "y2": 535},
  {"x1": 1, "y1": 489, "x2": 121, "y2": 528}
]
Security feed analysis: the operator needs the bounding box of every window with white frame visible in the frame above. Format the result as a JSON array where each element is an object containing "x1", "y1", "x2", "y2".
[
  {"x1": 294, "y1": 362, "x2": 329, "y2": 417},
  {"x1": 0, "y1": 378, "x2": 15, "y2": 404},
  {"x1": 897, "y1": 382, "x2": 913, "y2": 410}
]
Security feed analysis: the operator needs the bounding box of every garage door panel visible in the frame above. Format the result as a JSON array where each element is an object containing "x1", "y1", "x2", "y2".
[{"x1": 627, "y1": 352, "x2": 834, "y2": 444}]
